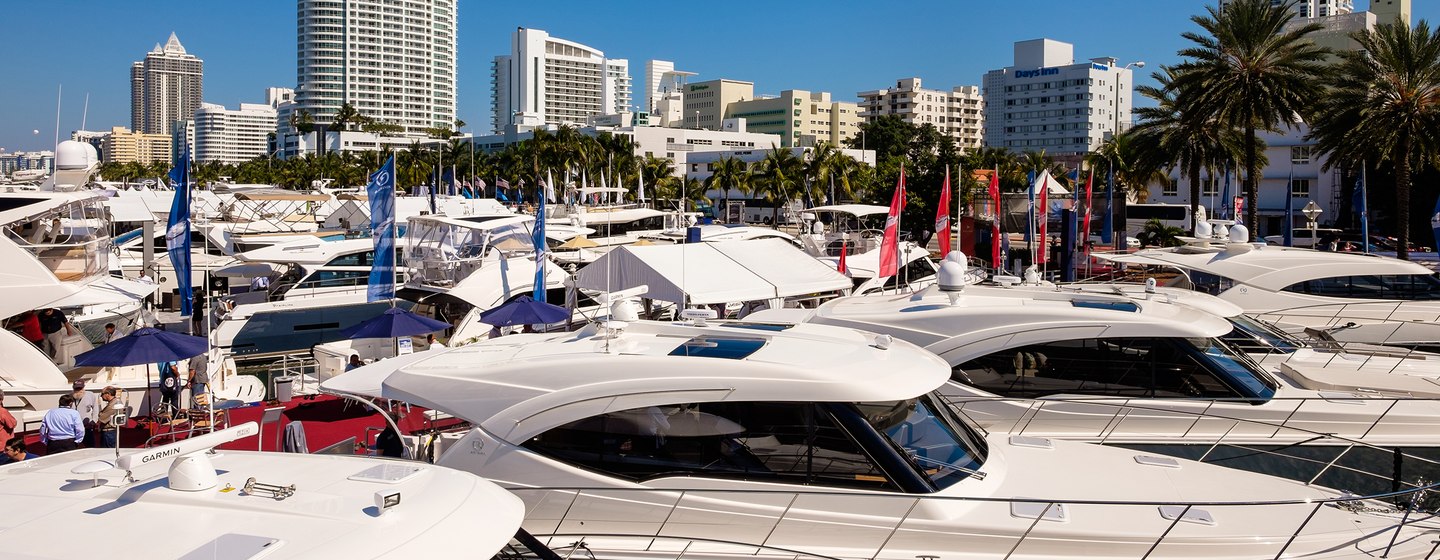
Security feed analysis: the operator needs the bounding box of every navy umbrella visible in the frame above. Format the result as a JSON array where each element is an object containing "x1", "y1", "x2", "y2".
[
  {"x1": 479, "y1": 294, "x2": 570, "y2": 328},
  {"x1": 338, "y1": 307, "x2": 451, "y2": 339},
  {"x1": 75, "y1": 327, "x2": 208, "y2": 367},
  {"x1": 74, "y1": 327, "x2": 208, "y2": 418}
]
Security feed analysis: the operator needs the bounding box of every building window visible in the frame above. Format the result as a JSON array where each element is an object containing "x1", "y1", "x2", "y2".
[
  {"x1": 1162, "y1": 179, "x2": 1178, "y2": 197},
  {"x1": 1291, "y1": 178, "x2": 1311, "y2": 198},
  {"x1": 1202, "y1": 178, "x2": 1219, "y2": 196},
  {"x1": 1290, "y1": 146, "x2": 1311, "y2": 164}
]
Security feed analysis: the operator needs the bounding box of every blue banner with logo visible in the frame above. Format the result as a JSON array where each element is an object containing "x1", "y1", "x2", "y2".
[
  {"x1": 532, "y1": 191, "x2": 547, "y2": 302},
  {"x1": 166, "y1": 147, "x2": 193, "y2": 317},
  {"x1": 366, "y1": 155, "x2": 397, "y2": 302},
  {"x1": 1353, "y1": 169, "x2": 1370, "y2": 253},
  {"x1": 1101, "y1": 164, "x2": 1115, "y2": 245}
]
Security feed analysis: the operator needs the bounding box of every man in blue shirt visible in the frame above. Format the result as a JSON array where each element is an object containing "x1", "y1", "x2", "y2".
[
  {"x1": 39, "y1": 394, "x2": 84, "y2": 454},
  {"x1": 2, "y1": 437, "x2": 37, "y2": 463}
]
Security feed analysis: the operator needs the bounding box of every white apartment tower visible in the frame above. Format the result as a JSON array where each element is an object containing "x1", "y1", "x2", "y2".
[
  {"x1": 1221, "y1": 0, "x2": 1354, "y2": 17},
  {"x1": 982, "y1": 39, "x2": 1135, "y2": 156},
  {"x1": 858, "y1": 78, "x2": 984, "y2": 152},
  {"x1": 293, "y1": 0, "x2": 458, "y2": 137},
  {"x1": 491, "y1": 28, "x2": 633, "y2": 130},
  {"x1": 194, "y1": 101, "x2": 279, "y2": 164},
  {"x1": 130, "y1": 33, "x2": 203, "y2": 136}
]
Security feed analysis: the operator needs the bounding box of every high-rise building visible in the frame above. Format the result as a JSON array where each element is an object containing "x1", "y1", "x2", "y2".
[
  {"x1": 858, "y1": 78, "x2": 984, "y2": 152},
  {"x1": 130, "y1": 33, "x2": 203, "y2": 136},
  {"x1": 291, "y1": 0, "x2": 458, "y2": 139},
  {"x1": 491, "y1": 28, "x2": 633, "y2": 131},
  {"x1": 194, "y1": 101, "x2": 279, "y2": 164},
  {"x1": 1221, "y1": 0, "x2": 1353, "y2": 17},
  {"x1": 1216, "y1": 0, "x2": 1409, "y2": 55},
  {"x1": 982, "y1": 39, "x2": 1136, "y2": 157},
  {"x1": 684, "y1": 79, "x2": 754, "y2": 130},
  {"x1": 726, "y1": 90, "x2": 861, "y2": 149}
]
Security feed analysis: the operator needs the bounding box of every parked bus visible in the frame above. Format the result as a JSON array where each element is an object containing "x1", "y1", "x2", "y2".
[{"x1": 1125, "y1": 203, "x2": 1192, "y2": 238}]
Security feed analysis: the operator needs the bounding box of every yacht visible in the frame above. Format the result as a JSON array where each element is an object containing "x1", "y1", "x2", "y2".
[
  {"x1": 747, "y1": 264, "x2": 1440, "y2": 453},
  {"x1": 0, "y1": 423, "x2": 530, "y2": 559},
  {"x1": 797, "y1": 204, "x2": 936, "y2": 294},
  {"x1": 323, "y1": 309, "x2": 1440, "y2": 560},
  {"x1": 211, "y1": 237, "x2": 409, "y2": 359},
  {"x1": 1094, "y1": 229, "x2": 1440, "y2": 349},
  {"x1": 549, "y1": 187, "x2": 679, "y2": 251}
]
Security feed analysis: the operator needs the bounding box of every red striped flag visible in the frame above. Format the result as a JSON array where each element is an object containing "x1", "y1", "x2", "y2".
[
  {"x1": 878, "y1": 166, "x2": 907, "y2": 278},
  {"x1": 936, "y1": 166, "x2": 952, "y2": 257}
]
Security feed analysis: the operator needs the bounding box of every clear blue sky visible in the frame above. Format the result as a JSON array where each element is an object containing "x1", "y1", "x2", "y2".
[{"x1": 2, "y1": 0, "x2": 1431, "y2": 151}]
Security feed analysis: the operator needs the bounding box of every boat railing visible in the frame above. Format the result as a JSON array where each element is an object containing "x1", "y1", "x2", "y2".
[
  {"x1": 938, "y1": 393, "x2": 1440, "y2": 491},
  {"x1": 504, "y1": 481, "x2": 1440, "y2": 560},
  {"x1": 266, "y1": 352, "x2": 318, "y2": 398}
]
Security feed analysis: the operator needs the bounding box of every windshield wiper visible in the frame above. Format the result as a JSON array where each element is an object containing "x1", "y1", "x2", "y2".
[{"x1": 908, "y1": 451, "x2": 986, "y2": 481}]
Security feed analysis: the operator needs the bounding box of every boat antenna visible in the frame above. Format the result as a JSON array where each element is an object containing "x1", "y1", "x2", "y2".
[{"x1": 53, "y1": 84, "x2": 62, "y2": 158}]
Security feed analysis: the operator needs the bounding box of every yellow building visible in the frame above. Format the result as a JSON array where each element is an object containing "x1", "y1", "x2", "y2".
[
  {"x1": 683, "y1": 79, "x2": 754, "y2": 129},
  {"x1": 727, "y1": 90, "x2": 861, "y2": 149},
  {"x1": 101, "y1": 126, "x2": 172, "y2": 165}
]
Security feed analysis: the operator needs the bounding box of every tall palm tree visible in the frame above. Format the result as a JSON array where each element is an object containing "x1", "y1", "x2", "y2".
[
  {"x1": 1173, "y1": 0, "x2": 1328, "y2": 233},
  {"x1": 1132, "y1": 66, "x2": 1241, "y2": 233},
  {"x1": 1085, "y1": 133, "x2": 1168, "y2": 201},
  {"x1": 752, "y1": 146, "x2": 805, "y2": 225},
  {"x1": 705, "y1": 156, "x2": 751, "y2": 220},
  {"x1": 803, "y1": 142, "x2": 840, "y2": 205},
  {"x1": 1310, "y1": 18, "x2": 1440, "y2": 260}
]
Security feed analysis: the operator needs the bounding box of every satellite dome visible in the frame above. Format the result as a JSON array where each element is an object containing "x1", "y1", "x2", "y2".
[{"x1": 55, "y1": 141, "x2": 98, "y2": 170}]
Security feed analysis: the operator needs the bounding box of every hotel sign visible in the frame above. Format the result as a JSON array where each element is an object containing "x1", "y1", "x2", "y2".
[{"x1": 1015, "y1": 67, "x2": 1060, "y2": 79}]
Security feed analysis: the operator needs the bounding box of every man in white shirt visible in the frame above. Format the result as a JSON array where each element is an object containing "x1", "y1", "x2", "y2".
[
  {"x1": 426, "y1": 334, "x2": 447, "y2": 350},
  {"x1": 71, "y1": 381, "x2": 99, "y2": 446}
]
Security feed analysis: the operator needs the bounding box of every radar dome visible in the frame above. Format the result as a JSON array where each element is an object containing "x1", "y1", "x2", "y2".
[{"x1": 55, "y1": 141, "x2": 98, "y2": 170}]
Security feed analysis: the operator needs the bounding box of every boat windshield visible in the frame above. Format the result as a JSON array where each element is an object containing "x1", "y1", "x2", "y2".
[
  {"x1": 1222, "y1": 315, "x2": 1304, "y2": 355},
  {"x1": 853, "y1": 395, "x2": 986, "y2": 490},
  {"x1": 1185, "y1": 337, "x2": 1278, "y2": 400}
]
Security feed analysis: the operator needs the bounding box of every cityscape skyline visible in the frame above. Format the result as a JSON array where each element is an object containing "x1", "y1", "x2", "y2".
[{"x1": 2, "y1": 0, "x2": 1435, "y2": 152}]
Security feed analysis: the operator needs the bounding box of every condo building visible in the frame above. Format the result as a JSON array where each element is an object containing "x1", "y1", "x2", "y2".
[
  {"x1": 100, "y1": 126, "x2": 172, "y2": 165},
  {"x1": 194, "y1": 102, "x2": 279, "y2": 164},
  {"x1": 289, "y1": 0, "x2": 458, "y2": 140},
  {"x1": 726, "y1": 90, "x2": 861, "y2": 149},
  {"x1": 858, "y1": 77, "x2": 983, "y2": 152},
  {"x1": 683, "y1": 79, "x2": 755, "y2": 131},
  {"x1": 491, "y1": 28, "x2": 633, "y2": 131},
  {"x1": 131, "y1": 33, "x2": 203, "y2": 136}
]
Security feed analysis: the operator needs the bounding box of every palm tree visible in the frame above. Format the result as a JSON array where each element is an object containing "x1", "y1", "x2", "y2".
[
  {"x1": 1173, "y1": 0, "x2": 1328, "y2": 234},
  {"x1": 1137, "y1": 218, "x2": 1187, "y2": 248},
  {"x1": 1086, "y1": 133, "x2": 1169, "y2": 202},
  {"x1": 705, "y1": 156, "x2": 751, "y2": 221},
  {"x1": 1132, "y1": 66, "x2": 1241, "y2": 233},
  {"x1": 752, "y1": 146, "x2": 805, "y2": 225},
  {"x1": 1310, "y1": 19, "x2": 1440, "y2": 260}
]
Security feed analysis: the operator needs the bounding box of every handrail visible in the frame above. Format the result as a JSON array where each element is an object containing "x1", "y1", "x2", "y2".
[
  {"x1": 504, "y1": 482, "x2": 1440, "y2": 560},
  {"x1": 937, "y1": 393, "x2": 1440, "y2": 491}
]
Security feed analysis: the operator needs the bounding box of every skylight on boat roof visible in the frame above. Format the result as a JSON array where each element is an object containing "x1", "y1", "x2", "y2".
[
  {"x1": 668, "y1": 336, "x2": 767, "y2": 360},
  {"x1": 1070, "y1": 300, "x2": 1140, "y2": 312},
  {"x1": 720, "y1": 322, "x2": 794, "y2": 332}
]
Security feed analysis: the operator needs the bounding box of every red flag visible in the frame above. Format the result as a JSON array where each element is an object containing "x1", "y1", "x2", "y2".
[
  {"x1": 1081, "y1": 170, "x2": 1095, "y2": 255},
  {"x1": 1037, "y1": 173, "x2": 1049, "y2": 264},
  {"x1": 989, "y1": 168, "x2": 1002, "y2": 269},
  {"x1": 1234, "y1": 196, "x2": 1244, "y2": 220},
  {"x1": 936, "y1": 166, "x2": 952, "y2": 256},
  {"x1": 837, "y1": 240, "x2": 848, "y2": 274},
  {"x1": 878, "y1": 166, "x2": 907, "y2": 278}
]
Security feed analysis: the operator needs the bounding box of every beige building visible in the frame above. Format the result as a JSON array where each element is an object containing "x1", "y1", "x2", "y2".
[
  {"x1": 858, "y1": 77, "x2": 984, "y2": 152},
  {"x1": 726, "y1": 90, "x2": 861, "y2": 149},
  {"x1": 101, "y1": 126, "x2": 172, "y2": 165},
  {"x1": 683, "y1": 79, "x2": 754, "y2": 129},
  {"x1": 130, "y1": 33, "x2": 203, "y2": 136}
]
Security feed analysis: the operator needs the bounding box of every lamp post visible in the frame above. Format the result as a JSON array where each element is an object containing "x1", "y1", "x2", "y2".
[{"x1": 1107, "y1": 60, "x2": 1144, "y2": 253}]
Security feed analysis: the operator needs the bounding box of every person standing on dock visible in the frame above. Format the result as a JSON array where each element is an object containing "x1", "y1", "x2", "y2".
[
  {"x1": 71, "y1": 381, "x2": 98, "y2": 446},
  {"x1": 39, "y1": 394, "x2": 84, "y2": 454},
  {"x1": 37, "y1": 308, "x2": 73, "y2": 363}
]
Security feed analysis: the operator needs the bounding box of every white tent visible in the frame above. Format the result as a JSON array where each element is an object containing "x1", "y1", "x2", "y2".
[{"x1": 575, "y1": 239, "x2": 852, "y2": 305}]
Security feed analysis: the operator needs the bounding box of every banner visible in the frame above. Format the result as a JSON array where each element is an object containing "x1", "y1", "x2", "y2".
[
  {"x1": 878, "y1": 166, "x2": 907, "y2": 278},
  {"x1": 166, "y1": 146, "x2": 193, "y2": 317},
  {"x1": 936, "y1": 166, "x2": 952, "y2": 256},
  {"x1": 366, "y1": 155, "x2": 397, "y2": 302},
  {"x1": 533, "y1": 187, "x2": 548, "y2": 302}
]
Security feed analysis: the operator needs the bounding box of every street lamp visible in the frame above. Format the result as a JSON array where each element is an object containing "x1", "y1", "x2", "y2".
[
  {"x1": 1106, "y1": 60, "x2": 1144, "y2": 253},
  {"x1": 1112, "y1": 61, "x2": 1145, "y2": 137}
]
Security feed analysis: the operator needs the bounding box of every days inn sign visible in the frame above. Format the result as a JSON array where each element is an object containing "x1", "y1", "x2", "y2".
[{"x1": 1015, "y1": 63, "x2": 1111, "y2": 79}]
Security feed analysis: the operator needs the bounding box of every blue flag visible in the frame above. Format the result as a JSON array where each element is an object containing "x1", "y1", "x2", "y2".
[
  {"x1": 532, "y1": 192, "x2": 547, "y2": 303},
  {"x1": 366, "y1": 155, "x2": 397, "y2": 302},
  {"x1": 1283, "y1": 168, "x2": 1295, "y2": 247},
  {"x1": 1219, "y1": 163, "x2": 1232, "y2": 220},
  {"x1": 166, "y1": 147, "x2": 193, "y2": 318},
  {"x1": 1354, "y1": 169, "x2": 1370, "y2": 253},
  {"x1": 1101, "y1": 164, "x2": 1115, "y2": 245}
]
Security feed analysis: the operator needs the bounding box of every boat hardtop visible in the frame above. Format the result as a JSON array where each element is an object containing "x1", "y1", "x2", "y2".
[
  {"x1": 0, "y1": 423, "x2": 524, "y2": 559},
  {"x1": 1102, "y1": 244, "x2": 1432, "y2": 292}
]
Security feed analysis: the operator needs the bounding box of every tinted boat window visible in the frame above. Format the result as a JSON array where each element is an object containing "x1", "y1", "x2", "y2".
[
  {"x1": 524, "y1": 402, "x2": 897, "y2": 490},
  {"x1": 1222, "y1": 315, "x2": 1303, "y2": 355},
  {"x1": 953, "y1": 338, "x2": 1248, "y2": 399},
  {"x1": 854, "y1": 396, "x2": 985, "y2": 490},
  {"x1": 1282, "y1": 274, "x2": 1440, "y2": 300}
]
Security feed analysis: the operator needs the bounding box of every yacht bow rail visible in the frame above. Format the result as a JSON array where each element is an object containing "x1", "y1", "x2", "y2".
[
  {"x1": 940, "y1": 394, "x2": 1440, "y2": 491},
  {"x1": 506, "y1": 483, "x2": 1440, "y2": 560}
]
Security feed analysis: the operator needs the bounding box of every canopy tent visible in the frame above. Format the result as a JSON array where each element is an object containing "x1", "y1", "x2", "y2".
[{"x1": 574, "y1": 238, "x2": 852, "y2": 305}]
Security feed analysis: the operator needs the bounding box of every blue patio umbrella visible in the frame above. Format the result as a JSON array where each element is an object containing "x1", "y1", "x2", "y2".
[
  {"x1": 75, "y1": 327, "x2": 208, "y2": 367},
  {"x1": 479, "y1": 294, "x2": 569, "y2": 328},
  {"x1": 74, "y1": 327, "x2": 209, "y2": 418},
  {"x1": 338, "y1": 307, "x2": 451, "y2": 339}
]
